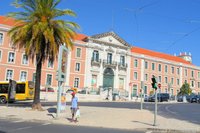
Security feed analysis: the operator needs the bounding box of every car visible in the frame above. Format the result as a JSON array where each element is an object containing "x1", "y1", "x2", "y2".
[
  {"x1": 144, "y1": 95, "x2": 151, "y2": 102},
  {"x1": 189, "y1": 95, "x2": 199, "y2": 103},
  {"x1": 78, "y1": 89, "x2": 87, "y2": 94},
  {"x1": 177, "y1": 95, "x2": 184, "y2": 102},
  {"x1": 148, "y1": 93, "x2": 170, "y2": 102},
  {"x1": 40, "y1": 87, "x2": 54, "y2": 92}
]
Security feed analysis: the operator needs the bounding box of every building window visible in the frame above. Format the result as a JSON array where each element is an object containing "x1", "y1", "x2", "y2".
[
  {"x1": 165, "y1": 65, "x2": 168, "y2": 73},
  {"x1": 152, "y1": 63, "x2": 155, "y2": 71},
  {"x1": 185, "y1": 69, "x2": 187, "y2": 76},
  {"x1": 74, "y1": 78, "x2": 79, "y2": 88},
  {"x1": 107, "y1": 53, "x2": 112, "y2": 64},
  {"x1": 120, "y1": 55, "x2": 125, "y2": 66},
  {"x1": 177, "y1": 79, "x2": 180, "y2": 85},
  {"x1": 198, "y1": 82, "x2": 200, "y2": 88},
  {"x1": 171, "y1": 78, "x2": 174, "y2": 85},
  {"x1": 6, "y1": 70, "x2": 13, "y2": 81},
  {"x1": 158, "y1": 76, "x2": 161, "y2": 82},
  {"x1": 158, "y1": 64, "x2": 161, "y2": 72},
  {"x1": 76, "y1": 48, "x2": 81, "y2": 58},
  {"x1": 92, "y1": 50, "x2": 99, "y2": 61},
  {"x1": 8, "y1": 52, "x2": 15, "y2": 63},
  {"x1": 191, "y1": 71, "x2": 194, "y2": 78},
  {"x1": 75, "y1": 62, "x2": 80, "y2": 71},
  {"x1": 0, "y1": 33, "x2": 3, "y2": 45},
  {"x1": 145, "y1": 61, "x2": 148, "y2": 69},
  {"x1": 134, "y1": 72, "x2": 138, "y2": 80},
  {"x1": 177, "y1": 68, "x2": 180, "y2": 75},
  {"x1": 32, "y1": 73, "x2": 36, "y2": 83},
  {"x1": 145, "y1": 74, "x2": 148, "y2": 81},
  {"x1": 20, "y1": 71, "x2": 27, "y2": 81},
  {"x1": 171, "y1": 67, "x2": 174, "y2": 74},
  {"x1": 165, "y1": 77, "x2": 168, "y2": 84},
  {"x1": 198, "y1": 72, "x2": 200, "y2": 79},
  {"x1": 48, "y1": 59, "x2": 53, "y2": 68},
  {"x1": 191, "y1": 80, "x2": 195, "y2": 88},
  {"x1": 134, "y1": 59, "x2": 138, "y2": 67},
  {"x1": 165, "y1": 88, "x2": 168, "y2": 93},
  {"x1": 46, "y1": 74, "x2": 52, "y2": 86},
  {"x1": 22, "y1": 54, "x2": 28, "y2": 65}
]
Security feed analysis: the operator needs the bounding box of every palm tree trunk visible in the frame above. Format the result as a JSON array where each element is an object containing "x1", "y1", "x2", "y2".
[{"x1": 32, "y1": 54, "x2": 43, "y2": 111}]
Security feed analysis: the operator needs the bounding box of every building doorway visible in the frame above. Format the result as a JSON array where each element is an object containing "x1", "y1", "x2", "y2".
[{"x1": 103, "y1": 68, "x2": 114, "y2": 89}]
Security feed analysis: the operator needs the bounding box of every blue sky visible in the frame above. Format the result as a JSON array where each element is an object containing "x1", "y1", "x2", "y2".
[{"x1": 1, "y1": 0, "x2": 200, "y2": 66}]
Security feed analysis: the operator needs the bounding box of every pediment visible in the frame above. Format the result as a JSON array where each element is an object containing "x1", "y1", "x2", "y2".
[{"x1": 90, "y1": 31, "x2": 131, "y2": 48}]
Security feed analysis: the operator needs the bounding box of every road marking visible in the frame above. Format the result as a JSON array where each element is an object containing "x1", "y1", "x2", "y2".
[
  {"x1": 41, "y1": 123, "x2": 51, "y2": 126},
  {"x1": 12, "y1": 126, "x2": 32, "y2": 131},
  {"x1": 12, "y1": 120, "x2": 25, "y2": 123},
  {"x1": 145, "y1": 131, "x2": 152, "y2": 133},
  {"x1": 165, "y1": 105, "x2": 177, "y2": 114}
]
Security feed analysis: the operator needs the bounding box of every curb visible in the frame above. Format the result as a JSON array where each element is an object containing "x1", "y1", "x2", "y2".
[{"x1": 147, "y1": 128, "x2": 200, "y2": 133}]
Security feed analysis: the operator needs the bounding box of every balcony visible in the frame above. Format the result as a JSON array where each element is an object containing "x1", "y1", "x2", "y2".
[
  {"x1": 91, "y1": 58, "x2": 101, "y2": 67},
  {"x1": 103, "y1": 59, "x2": 117, "y2": 69},
  {"x1": 118, "y1": 63, "x2": 128, "y2": 71}
]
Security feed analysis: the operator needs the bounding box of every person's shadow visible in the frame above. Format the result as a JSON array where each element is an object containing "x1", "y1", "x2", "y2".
[
  {"x1": 47, "y1": 107, "x2": 56, "y2": 118},
  {"x1": 66, "y1": 118, "x2": 74, "y2": 122}
]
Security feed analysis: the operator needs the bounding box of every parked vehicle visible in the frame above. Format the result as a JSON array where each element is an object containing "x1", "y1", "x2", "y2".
[
  {"x1": 40, "y1": 87, "x2": 54, "y2": 92},
  {"x1": 189, "y1": 95, "x2": 199, "y2": 103},
  {"x1": 144, "y1": 95, "x2": 149, "y2": 102},
  {"x1": 177, "y1": 95, "x2": 184, "y2": 102},
  {"x1": 148, "y1": 93, "x2": 170, "y2": 102}
]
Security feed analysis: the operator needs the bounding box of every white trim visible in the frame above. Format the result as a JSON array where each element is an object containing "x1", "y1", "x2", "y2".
[
  {"x1": 0, "y1": 49, "x2": 2, "y2": 62},
  {"x1": 5, "y1": 68, "x2": 14, "y2": 81},
  {"x1": 19, "y1": 70, "x2": 28, "y2": 81},
  {"x1": 75, "y1": 62, "x2": 81, "y2": 72},
  {"x1": 46, "y1": 73, "x2": 53, "y2": 86},
  {"x1": 47, "y1": 59, "x2": 54, "y2": 69},
  {"x1": 75, "y1": 47, "x2": 82, "y2": 58},
  {"x1": 7, "y1": 51, "x2": 16, "y2": 64},
  {"x1": 0, "y1": 32, "x2": 4, "y2": 45},
  {"x1": 74, "y1": 77, "x2": 80, "y2": 88},
  {"x1": 21, "y1": 53, "x2": 29, "y2": 66}
]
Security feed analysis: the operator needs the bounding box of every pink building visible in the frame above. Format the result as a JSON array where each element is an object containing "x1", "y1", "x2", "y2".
[{"x1": 1, "y1": 16, "x2": 200, "y2": 97}]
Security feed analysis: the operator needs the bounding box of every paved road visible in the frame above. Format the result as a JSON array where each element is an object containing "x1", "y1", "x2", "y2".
[
  {"x1": 1, "y1": 101, "x2": 200, "y2": 125},
  {"x1": 0, "y1": 118, "x2": 144, "y2": 133}
]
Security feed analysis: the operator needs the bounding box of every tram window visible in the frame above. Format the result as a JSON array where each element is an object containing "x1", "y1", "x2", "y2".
[
  {"x1": 0, "y1": 84, "x2": 9, "y2": 93},
  {"x1": 16, "y1": 84, "x2": 25, "y2": 93}
]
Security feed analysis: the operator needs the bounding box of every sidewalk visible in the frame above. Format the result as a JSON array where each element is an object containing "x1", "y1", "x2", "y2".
[{"x1": 0, "y1": 103, "x2": 200, "y2": 133}]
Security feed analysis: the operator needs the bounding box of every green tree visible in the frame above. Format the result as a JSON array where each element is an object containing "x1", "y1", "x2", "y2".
[
  {"x1": 8, "y1": 0, "x2": 79, "y2": 110},
  {"x1": 179, "y1": 82, "x2": 192, "y2": 95}
]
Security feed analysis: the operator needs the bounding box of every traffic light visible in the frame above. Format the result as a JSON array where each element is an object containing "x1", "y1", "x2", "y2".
[{"x1": 151, "y1": 76, "x2": 157, "y2": 90}]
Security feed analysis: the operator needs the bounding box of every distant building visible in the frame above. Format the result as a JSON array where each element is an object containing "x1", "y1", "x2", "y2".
[{"x1": 1, "y1": 16, "x2": 200, "y2": 96}]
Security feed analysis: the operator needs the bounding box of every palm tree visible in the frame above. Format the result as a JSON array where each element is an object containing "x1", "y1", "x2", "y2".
[{"x1": 8, "y1": 0, "x2": 79, "y2": 110}]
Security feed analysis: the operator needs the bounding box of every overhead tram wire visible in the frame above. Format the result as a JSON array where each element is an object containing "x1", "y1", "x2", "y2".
[
  {"x1": 165, "y1": 26, "x2": 200, "y2": 52},
  {"x1": 124, "y1": 0, "x2": 159, "y2": 43}
]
